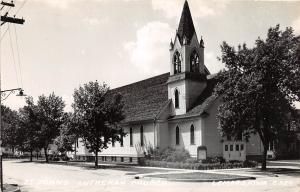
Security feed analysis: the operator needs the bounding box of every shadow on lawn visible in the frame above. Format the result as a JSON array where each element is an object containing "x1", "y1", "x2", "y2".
[
  {"x1": 249, "y1": 168, "x2": 300, "y2": 177},
  {"x1": 12, "y1": 159, "x2": 171, "y2": 175}
]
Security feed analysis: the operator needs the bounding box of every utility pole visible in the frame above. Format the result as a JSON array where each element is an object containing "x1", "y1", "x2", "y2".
[{"x1": 0, "y1": 1, "x2": 25, "y2": 191}]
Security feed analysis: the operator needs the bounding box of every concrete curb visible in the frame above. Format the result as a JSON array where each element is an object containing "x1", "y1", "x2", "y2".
[{"x1": 136, "y1": 175, "x2": 256, "y2": 183}]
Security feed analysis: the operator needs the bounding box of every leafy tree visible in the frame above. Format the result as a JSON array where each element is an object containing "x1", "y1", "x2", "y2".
[
  {"x1": 73, "y1": 81, "x2": 124, "y2": 168},
  {"x1": 1, "y1": 105, "x2": 21, "y2": 155},
  {"x1": 18, "y1": 97, "x2": 41, "y2": 161},
  {"x1": 54, "y1": 113, "x2": 77, "y2": 155},
  {"x1": 35, "y1": 93, "x2": 66, "y2": 162},
  {"x1": 215, "y1": 25, "x2": 300, "y2": 170}
]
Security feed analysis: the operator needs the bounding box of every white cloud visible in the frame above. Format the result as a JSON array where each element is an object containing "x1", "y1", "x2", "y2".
[
  {"x1": 28, "y1": 0, "x2": 138, "y2": 9},
  {"x1": 151, "y1": 0, "x2": 229, "y2": 19},
  {"x1": 82, "y1": 17, "x2": 108, "y2": 26},
  {"x1": 205, "y1": 51, "x2": 225, "y2": 74},
  {"x1": 292, "y1": 16, "x2": 300, "y2": 35},
  {"x1": 124, "y1": 21, "x2": 173, "y2": 75},
  {"x1": 35, "y1": 0, "x2": 78, "y2": 9}
]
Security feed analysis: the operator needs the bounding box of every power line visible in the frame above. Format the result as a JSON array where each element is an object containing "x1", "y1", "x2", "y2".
[
  {"x1": 13, "y1": 24, "x2": 23, "y2": 87},
  {"x1": 0, "y1": 0, "x2": 28, "y2": 41},
  {"x1": 14, "y1": 0, "x2": 28, "y2": 15},
  {"x1": 8, "y1": 24, "x2": 20, "y2": 87},
  {"x1": 0, "y1": 26, "x2": 8, "y2": 41}
]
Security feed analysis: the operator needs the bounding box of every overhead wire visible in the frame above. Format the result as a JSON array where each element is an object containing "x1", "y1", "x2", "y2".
[
  {"x1": 14, "y1": 0, "x2": 28, "y2": 16},
  {"x1": 1, "y1": 0, "x2": 28, "y2": 42},
  {"x1": 0, "y1": 26, "x2": 9, "y2": 42},
  {"x1": 13, "y1": 24, "x2": 23, "y2": 88},
  {"x1": 8, "y1": 24, "x2": 20, "y2": 87}
]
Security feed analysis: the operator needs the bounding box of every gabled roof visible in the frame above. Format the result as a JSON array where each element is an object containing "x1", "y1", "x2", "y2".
[
  {"x1": 170, "y1": 77, "x2": 218, "y2": 120},
  {"x1": 177, "y1": 0, "x2": 196, "y2": 45},
  {"x1": 110, "y1": 73, "x2": 170, "y2": 123}
]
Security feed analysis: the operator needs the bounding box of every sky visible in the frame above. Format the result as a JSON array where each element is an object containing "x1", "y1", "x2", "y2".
[{"x1": 1, "y1": 0, "x2": 300, "y2": 112}]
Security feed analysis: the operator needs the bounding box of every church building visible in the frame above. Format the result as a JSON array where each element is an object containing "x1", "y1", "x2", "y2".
[{"x1": 74, "y1": 1, "x2": 263, "y2": 163}]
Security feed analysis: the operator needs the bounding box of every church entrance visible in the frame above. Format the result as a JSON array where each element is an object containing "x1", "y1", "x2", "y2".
[{"x1": 223, "y1": 141, "x2": 246, "y2": 161}]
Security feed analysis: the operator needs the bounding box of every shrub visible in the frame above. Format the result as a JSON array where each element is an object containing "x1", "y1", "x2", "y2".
[
  {"x1": 202, "y1": 156, "x2": 225, "y2": 164},
  {"x1": 61, "y1": 155, "x2": 70, "y2": 161},
  {"x1": 185, "y1": 158, "x2": 198, "y2": 164},
  {"x1": 143, "y1": 159, "x2": 257, "y2": 170},
  {"x1": 243, "y1": 160, "x2": 258, "y2": 167},
  {"x1": 150, "y1": 147, "x2": 191, "y2": 162}
]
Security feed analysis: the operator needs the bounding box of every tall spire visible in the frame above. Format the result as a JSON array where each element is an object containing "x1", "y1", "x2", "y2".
[{"x1": 177, "y1": 0, "x2": 196, "y2": 45}]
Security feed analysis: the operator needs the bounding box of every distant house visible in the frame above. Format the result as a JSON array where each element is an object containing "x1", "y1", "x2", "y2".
[
  {"x1": 72, "y1": 1, "x2": 296, "y2": 163},
  {"x1": 267, "y1": 109, "x2": 300, "y2": 159}
]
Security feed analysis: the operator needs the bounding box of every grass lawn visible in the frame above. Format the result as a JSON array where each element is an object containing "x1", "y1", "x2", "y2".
[{"x1": 147, "y1": 172, "x2": 253, "y2": 181}]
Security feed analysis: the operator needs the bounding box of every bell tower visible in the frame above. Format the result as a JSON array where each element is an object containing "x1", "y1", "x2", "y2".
[{"x1": 168, "y1": 0, "x2": 209, "y2": 116}]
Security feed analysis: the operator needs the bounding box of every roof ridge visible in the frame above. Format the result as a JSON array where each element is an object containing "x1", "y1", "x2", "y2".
[{"x1": 112, "y1": 72, "x2": 169, "y2": 91}]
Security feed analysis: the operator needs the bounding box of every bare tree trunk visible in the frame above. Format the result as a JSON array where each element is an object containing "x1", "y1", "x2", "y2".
[
  {"x1": 95, "y1": 150, "x2": 98, "y2": 168},
  {"x1": 261, "y1": 144, "x2": 268, "y2": 171},
  {"x1": 30, "y1": 150, "x2": 33, "y2": 162},
  {"x1": 44, "y1": 147, "x2": 49, "y2": 163}
]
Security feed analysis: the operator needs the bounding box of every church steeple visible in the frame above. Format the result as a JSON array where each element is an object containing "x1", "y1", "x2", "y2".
[
  {"x1": 167, "y1": 0, "x2": 208, "y2": 115},
  {"x1": 177, "y1": 0, "x2": 196, "y2": 45}
]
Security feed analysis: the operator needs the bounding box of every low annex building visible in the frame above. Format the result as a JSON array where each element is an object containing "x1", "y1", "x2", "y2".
[{"x1": 73, "y1": 1, "x2": 264, "y2": 163}]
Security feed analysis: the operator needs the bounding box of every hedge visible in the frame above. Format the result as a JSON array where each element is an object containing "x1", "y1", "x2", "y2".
[{"x1": 141, "y1": 159, "x2": 257, "y2": 170}]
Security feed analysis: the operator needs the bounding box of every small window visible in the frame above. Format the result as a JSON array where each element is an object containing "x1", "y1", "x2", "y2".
[
  {"x1": 236, "y1": 144, "x2": 239, "y2": 151},
  {"x1": 140, "y1": 126, "x2": 144, "y2": 146},
  {"x1": 173, "y1": 51, "x2": 181, "y2": 74},
  {"x1": 129, "y1": 157, "x2": 133, "y2": 163},
  {"x1": 230, "y1": 145, "x2": 233, "y2": 151},
  {"x1": 190, "y1": 50, "x2": 199, "y2": 72},
  {"x1": 175, "y1": 89, "x2": 179, "y2": 108},
  {"x1": 190, "y1": 125, "x2": 195, "y2": 145},
  {"x1": 130, "y1": 127, "x2": 133, "y2": 147},
  {"x1": 225, "y1": 145, "x2": 228, "y2": 151},
  {"x1": 121, "y1": 157, "x2": 124, "y2": 162},
  {"x1": 241, "y1": 144, "x2": 244, "y2": 151},
  {"x1": 176, "y1": 126, "x2": 180, "y2": 145}
]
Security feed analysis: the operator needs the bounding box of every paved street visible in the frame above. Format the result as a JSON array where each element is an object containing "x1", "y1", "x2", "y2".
[{"x1": 3, "y1": 160, "x2": 300, "y2": 192}]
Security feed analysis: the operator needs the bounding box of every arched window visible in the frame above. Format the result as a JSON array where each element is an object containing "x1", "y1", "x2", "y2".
[
  {"x1": 190, "y1": 125, "x2": 195, "y2": 145},
  {"x1": 173, "y1": 51, "x2": 181, "y2": 74},
  {"x1": 130, "y1": 127, "x2": 133, "y2": 147},
  {"x1": 175, "y1": 89, "x2": 179, "y2": 108},
  {"x1": 140, "y1": 126, "x2": 144, "y2": 146},
  {"x1": 190, "y1": 51, "x2": 199, "y2": 72},
  {"x1": 176, "y1": 126, "x2": 180, "y2": 145}
]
